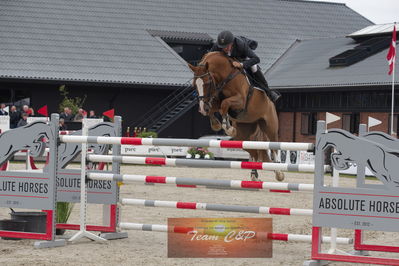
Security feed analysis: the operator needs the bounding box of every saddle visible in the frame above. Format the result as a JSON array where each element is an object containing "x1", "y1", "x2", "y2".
[{"x1": 243, "y1": 69, "x2": 266, "y2": 93}]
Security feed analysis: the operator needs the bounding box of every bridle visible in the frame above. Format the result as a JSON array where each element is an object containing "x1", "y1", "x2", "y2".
[
  {"x1": 194, "y1": 70, "x2": 217, "y2": 108},
  {"x1": 194, "y1": 65, "x2": 242, "y2": 111}
]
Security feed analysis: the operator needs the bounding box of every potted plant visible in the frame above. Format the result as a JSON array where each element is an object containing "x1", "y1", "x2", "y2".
[
  {"x1": 58, "y1": 85, "x2": 86, "y2": 114},
  {"x1": 55, "y1": 202, "x2": 74, "y2": 235},
  {"x1": 186, "y1": 147, "x2": 214, "y2": 159},
  {"x1": 136, "y1": 131, "x2": 157, "y2": 138},
  {"x1": 56, "y1": 84, "x2": 84, "y2": 234}
]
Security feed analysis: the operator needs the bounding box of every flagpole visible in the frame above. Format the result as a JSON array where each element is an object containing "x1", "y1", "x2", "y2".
[
  {"x1": 391, "y1": 22, "x2": 396, "y2": 136},
  {"x1": 392, "y1": 58, "x2": 395, "y2": 135}
]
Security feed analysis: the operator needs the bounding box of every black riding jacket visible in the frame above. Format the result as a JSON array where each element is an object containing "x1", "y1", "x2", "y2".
[{"x1": 210, "y1": 36, "x2": 260, "y2": 69}]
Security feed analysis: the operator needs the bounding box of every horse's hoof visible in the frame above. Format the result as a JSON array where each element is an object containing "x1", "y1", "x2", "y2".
[
  {"x1": 250, "y1": 174, "x2": 259, "y2": 181},
  {"x1": 275, "y1": 171, "x2": 285, "y2": 182},
  {"x1": 211, "y1": 123, "x2": 222, "y2": 131},
  {"x1": 225, "y1": 127, "x2": 236, "y2": 137},
  {"x1": 250, "y1": 170, "x2": 259, "y2": 181}
]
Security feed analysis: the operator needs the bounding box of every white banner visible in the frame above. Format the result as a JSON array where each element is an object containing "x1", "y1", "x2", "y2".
[
  {"x1": 83, "y1": 118, "x2": 104, "y2": 128},
  {"x1": 27, "y1": 117, "x2": 49, "y2": 123},
  {"x1": 207, "y1": 147, "x2": 249, "y2": 159},
  {"x1": 279, "y1": 150, "x2": 315, "y2": 165},
  {"x1": 0, "y1": 116, "x2": 10, "y2": 133},
  {"x1": 122, "y1": 145, "x2": 188, "y2": 157}
]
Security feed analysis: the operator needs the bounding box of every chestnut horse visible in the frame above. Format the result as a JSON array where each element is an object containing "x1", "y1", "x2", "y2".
[{"x1": 188, "y1": 52, "x2": 284, "y2": 181}]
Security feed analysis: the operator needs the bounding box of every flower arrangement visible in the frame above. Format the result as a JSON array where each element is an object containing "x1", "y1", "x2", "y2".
[
  {"x1": 133, "y1": 127, "x2": 158, "y2": 138},
  {"x1": 136, "y1": 131, "x2": 157, "y2": 138},
  {"x1": 186, "y1": 147, "x2": 214, "y2": 159}
]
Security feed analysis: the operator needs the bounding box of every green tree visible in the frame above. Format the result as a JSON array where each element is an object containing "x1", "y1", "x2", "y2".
[{"x1": 58, "y1": 85, "x2": 87, "y2": 114}]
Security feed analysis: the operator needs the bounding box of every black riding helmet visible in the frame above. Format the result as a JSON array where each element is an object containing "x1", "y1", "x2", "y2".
[{"x1": 216, "y1": 30, "x2": 234, "y2": 48}]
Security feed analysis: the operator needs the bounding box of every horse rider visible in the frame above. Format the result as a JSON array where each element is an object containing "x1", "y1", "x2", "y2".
[{"x1": 210, "y1": 30, "x2": 281, "y2": 103}]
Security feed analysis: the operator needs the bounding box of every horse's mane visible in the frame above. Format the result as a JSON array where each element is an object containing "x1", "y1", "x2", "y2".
[
  {"x1": 199, "y1": 52, "x2": 217, "y2": 64},
  {"x1": 199, "y1": 52, "x2": 234, "y2": 68}
]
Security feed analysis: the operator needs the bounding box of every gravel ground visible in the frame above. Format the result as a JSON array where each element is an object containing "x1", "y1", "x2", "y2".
[{"x1": 0, "y1": 163, "x2": 398, "y2": 266}]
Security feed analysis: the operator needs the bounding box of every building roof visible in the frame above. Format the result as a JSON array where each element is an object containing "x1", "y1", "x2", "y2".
[
  {"x1": 0, "y1": 0, "x2": 372, "y2": 86},
  {"x1": 347, "y1": 22, "x2": 397, "y2": 39},
  {"x1": 266, "y1": 36, "x2": 398, "y2": 89}
]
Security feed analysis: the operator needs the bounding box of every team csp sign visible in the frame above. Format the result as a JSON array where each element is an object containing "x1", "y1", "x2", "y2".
[{"x1": 313, "y1": 127, "x2": 399, "y2": 232}]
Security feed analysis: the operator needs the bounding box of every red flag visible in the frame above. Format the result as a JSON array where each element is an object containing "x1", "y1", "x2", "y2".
[
  {"x1": 37, "y1": 105, "x2": 48, "y2": 117},
  {"x1": 387, "y1": 24, "x2": 396, "y2": 75},
  {"x1": 103, "y1": 108, "x2": 115, "y2": 119}
]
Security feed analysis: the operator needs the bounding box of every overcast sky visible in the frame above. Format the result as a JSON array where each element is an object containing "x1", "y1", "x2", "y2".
[{"x1": 308, "y1": 0, "x2": 398, "y2": 24}]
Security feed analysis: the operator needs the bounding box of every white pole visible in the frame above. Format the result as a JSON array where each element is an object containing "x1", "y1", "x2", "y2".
[
  {"x1": 69, "y1": 121, "x2": 106, "y2": 243},
  {"x1": 325, "y1": 112, "x2": 341, "y2": 255},
  {"x1": 328, "y1": 166, "x2": 339, "y2": 254}
]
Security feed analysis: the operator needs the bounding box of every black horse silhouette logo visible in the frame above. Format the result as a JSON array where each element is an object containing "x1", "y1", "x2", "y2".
[
  {"x1": 0, "y1": 122, "x2": 116, "y2": 169},
  {"x1": 0, "y1": 122, "x2": 52, "y2": 165},
  {"x1": 317, "y1": 129, "x2": 399, "y2": 189},
  {"x1": 58, "y1": 123, "x2": 116, "y2": 168}
]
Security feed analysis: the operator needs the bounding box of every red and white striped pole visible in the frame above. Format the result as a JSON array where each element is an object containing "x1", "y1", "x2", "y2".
[
  {"x1": 119, "y1": 223, "x2": 352, "y2": 244},
  {"x1": 87, "y1": 155, "x2": 330, "y2": 173},
  {"x1": 60, "y1": 135, "x2": 314, "y2": 151},
  {"x1": 87, "y1": 172, "x2": 314, "y2": 192},
  {"x1": 120, "y1": 198, "x2": 313, "y2": 216}
]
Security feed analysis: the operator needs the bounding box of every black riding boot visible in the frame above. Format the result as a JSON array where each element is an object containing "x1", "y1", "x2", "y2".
[{"x1": 253, "y1": 69, "x2": 281, "y2": 103}]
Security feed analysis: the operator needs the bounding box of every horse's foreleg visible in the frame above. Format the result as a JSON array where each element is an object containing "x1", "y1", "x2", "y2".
[
  {"x1": 220, "y1": 96, "x2": 244, "y2": 137},
  {"x1": 222, "y1": 115, "x2": 236, "y2": 137},
  {"x1": 209, "y1": 113, "x2": 222, "y2": 131}
]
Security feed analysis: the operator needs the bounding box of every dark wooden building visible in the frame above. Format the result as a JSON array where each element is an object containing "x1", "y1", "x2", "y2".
[
  {"x1": 0, "y1": 0, "x2": 372, "y2": 138},
  {"x1": 267, "y1": 26, "x2": 399, "y2": 143}
]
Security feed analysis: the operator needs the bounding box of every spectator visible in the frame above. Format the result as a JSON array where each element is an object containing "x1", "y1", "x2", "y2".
[
  {"x1": 88, "y1": 110, "x2": 97, "y2": 118},
  {"x1": 28, "y1": 107, "x2": 35, "y2": 116},
  {"x1": 22, "y1": 105, "x2": 30, "y2": 116},
  {"x1": 9, "y1": 105, "x2": 20, "y2": 129},
  {"x1": 0, "y1": 103, "x2": 8, "y2": 116},
  {"x1": 60, "y1": 107, "x2": 74, "y2": 121},
  {"x1": 59, "y1": 118, "x2": 67, "y2": 130},
  {"x1": 73, "y1": 108, "x2": 85, "y2": 122},
  {"x1": 17, "y1": 113, "x2": 28, "y2": 127}
]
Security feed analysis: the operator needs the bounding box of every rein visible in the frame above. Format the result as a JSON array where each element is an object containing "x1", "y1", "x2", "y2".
[
  {"x1": 195, "y1": 59, "x2": 254, "y2": 115},
  {"x1": 194, "y1": 66, "x2": 242, "y2": 102},
  {"x1": 194, "y1": 71, "x2": 216, "y2": 101}
]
